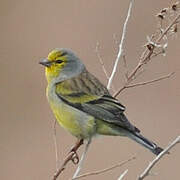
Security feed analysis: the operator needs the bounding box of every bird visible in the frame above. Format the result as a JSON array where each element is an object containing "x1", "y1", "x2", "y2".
[{"x1": 39, "y1": 48, "x2": 163, "y2": 155}]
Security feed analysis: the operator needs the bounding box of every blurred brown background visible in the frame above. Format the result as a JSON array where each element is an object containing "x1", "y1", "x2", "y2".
[{"x1": 1, "y1": 0, "x2": 180, "y2": 179}]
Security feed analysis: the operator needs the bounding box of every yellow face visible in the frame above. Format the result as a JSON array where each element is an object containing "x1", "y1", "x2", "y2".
[{"x1": 40, "y1": 49, "x2": 67, "y2": 82}]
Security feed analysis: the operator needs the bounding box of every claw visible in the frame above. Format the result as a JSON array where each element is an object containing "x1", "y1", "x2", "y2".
[
  {"x1": 71, "y1": 151, "x2": 79, "y2": 164},
  {"x1": 69, "y1": 139, "x2": 84, "y2": 154},
  {"x1": 68, "y1": 139, "x2": 83, "y2": 165}
]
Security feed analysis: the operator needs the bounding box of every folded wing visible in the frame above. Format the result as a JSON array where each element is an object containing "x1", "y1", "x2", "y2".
[{"x1": 55, "y1": 70, "x2": 139, "y2": 133}]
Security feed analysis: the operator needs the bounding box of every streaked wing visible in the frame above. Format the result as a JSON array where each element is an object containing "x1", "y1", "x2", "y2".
[
  {"x1": 55, "y1": 69, "x2": 109, "y2": 103},
  {"x1": 55, "y1": 70, "x2": 139, "y2": 133}
]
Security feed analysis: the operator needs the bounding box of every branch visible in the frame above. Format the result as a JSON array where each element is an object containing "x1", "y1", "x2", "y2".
[
  {"x1": 52, "y1": 119, "x2": 59, "y2": 171},
  {"x1": 95, "y1": 43, "x2": 115, "y2": 92},
  {"x1": 113, "y1": 72, "x2": 174, "y2": 97},
  {"x1": 107, "y1": 0, "x2": 134, "y2": 90},
  {"x1": 95, "y1": 42, "x2": 110, "y2": 81},
  {"x1": 52, "y1": 139, "x2": 84, "y2": 180},
  {"x1": 138, "y1": 136, "x2": 180, "y2": 180},
  {"x1": 117, "y1": 169, "x2": 128, "y2": 180},
  {"x1": 114, "y1": 12, "x2": 180, "y2": 98},
  {"x1": 72, "y1": 156, "x2": 136, "y2": 180}
]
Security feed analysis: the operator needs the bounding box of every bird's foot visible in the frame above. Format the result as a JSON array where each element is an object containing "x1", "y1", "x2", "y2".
[{"x1": 68, "y1": 139, "x2": 84, "y2": 164}]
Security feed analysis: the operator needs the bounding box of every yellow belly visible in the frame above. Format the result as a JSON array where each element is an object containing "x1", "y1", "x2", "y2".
[{"x1": 50, "y1": 100, "x2": 96, "y2": 139}]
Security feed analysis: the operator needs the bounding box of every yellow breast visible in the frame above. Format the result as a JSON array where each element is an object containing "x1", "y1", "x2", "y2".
[{"x1": 47, "y1": 85, "x2": 96, "y2": 139}]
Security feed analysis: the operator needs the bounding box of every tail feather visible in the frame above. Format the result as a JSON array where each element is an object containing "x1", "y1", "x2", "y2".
[{"x1": 128, "y1": 132, "x2": 163, "y2": 155}]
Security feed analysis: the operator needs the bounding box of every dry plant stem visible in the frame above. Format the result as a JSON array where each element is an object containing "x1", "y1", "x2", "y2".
[
  {"x1": 138, "y1": 136, "x2": 180, "y2": 180},
  {"x1": 95, "y1": 42, "x2": 110, "y2": 80},
  {"x1": 129, "y1": 12, "x2": 180, "y2": 77},
  {"x1": 122, "y1": 54, "x2": 129, "y2": 80},
  {"x1": 107, "y1": 0, "x2": 134, "y2": 90},
  {"x1": 117, "y1": 169, "x2": 128, "y2": 180},
  {"x1": 53, "y1": 120, "x2": 58, "y2": 171},
  {"x1": 114, "y1": 12, "x2": 180, "y2": 98},
  {"x1": 113, "y1": 72, "x2": 174, "y2": 97},
  {"x1": 95, "y1": 42, "x2": 116, "y2": 92},
  {"x1": 126, "y1": 72, "x2": 174, "y2": 88},
  {"x1": 52, "y1": 139, "x2": 84, "y2": 180},
  {"x1": 72, "y1": 156, "x2": 136, "y2": 180}
]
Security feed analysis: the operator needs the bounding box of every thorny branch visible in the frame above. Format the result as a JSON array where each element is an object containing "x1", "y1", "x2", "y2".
[{"x1": 138, "y1": 136, "x2": 180, "y2": 180}]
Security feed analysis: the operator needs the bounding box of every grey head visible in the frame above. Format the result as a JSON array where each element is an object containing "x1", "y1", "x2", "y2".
[
  {"x1": 56, "y1": 48, "x2": 85, "y2": 82},
  {"x1": 40, "y1": 48, "x2": 86, "y2": 83}
]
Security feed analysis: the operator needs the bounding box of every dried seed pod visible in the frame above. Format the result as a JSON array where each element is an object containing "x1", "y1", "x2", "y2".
[
  {"x1": 173, "y1": 24, "x2": 178, "y2": 33},
  {"x1": 156, "y1": 13, "x2": 165, "y2": 19},
  {"x1": 147, "y1": 43, "x2": 154, "y2": 51},
  {"x1": 161, "y1": 8, "x2": 169, "y2": 14},
  {"x1": 172, "y1": 2, "x2": 180, "y2": 11}
]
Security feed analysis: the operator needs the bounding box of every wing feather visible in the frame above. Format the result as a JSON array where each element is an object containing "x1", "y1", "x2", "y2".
[{"x1": 55, "y1": 70, "x2": 139, "y2": 133}]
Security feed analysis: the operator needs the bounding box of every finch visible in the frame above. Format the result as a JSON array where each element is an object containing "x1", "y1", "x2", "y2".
[{"x1": 39, "y1": 48, "x2": 163, "y2": 155}]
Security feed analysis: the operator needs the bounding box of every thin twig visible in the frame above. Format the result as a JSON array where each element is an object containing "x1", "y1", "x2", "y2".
[
  {"x1": 107, "y1": 0, "x2": 134, "y2": 90},
  {"x1": 53, "y1": 119, "x2": 59, "y2": 171},
  {"x1": 72, "y1": 156, "x2": 136, "y2": 180},
  {"x1": 138, "y1": 136, "x2": 180, "y2": 180},
  {"x1": 113, "y1": 72, "x2": 174, "y2": 97},
  {"x1": 122, "y1": 54, "x2": 129, "y2": 80},
  {"x1": 157, "y1": 13, "x2": 180, "y2": 43},
  {"x1": 95, "y1": 42, "x2": 110, "y2": 80},
  {"x1": 72, "y1": 139, "x2": 91, "y2": 179},
  {"x1": 95, "y1": 42, "x2": 116, "y2": 92},
  {"x1": 52, "y1": 139, "x2": 84, "y2": 180},
  {"x1": 126, "y1": 72, "x2": 174, "y2": 88},
  {"x1": 117, "y1": 169, "x2": 128, "y2": 180}
]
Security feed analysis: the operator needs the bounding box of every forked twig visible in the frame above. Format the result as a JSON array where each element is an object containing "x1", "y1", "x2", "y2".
[
  {"x1": 107, "y1": 0, "x2": 134, "y2": 90},
  {"x1": 113, "y1": 72, "x2": 174, "y2": 97}
]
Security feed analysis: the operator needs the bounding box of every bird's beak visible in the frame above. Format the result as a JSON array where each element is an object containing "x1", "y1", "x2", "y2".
[{"x1": 39, "y1": 59, "x2": 52, "y2": 67}]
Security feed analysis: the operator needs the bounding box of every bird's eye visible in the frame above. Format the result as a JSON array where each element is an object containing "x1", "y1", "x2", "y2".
[{"x1": 56, "y1": 60, "x2": 63, "y2": 64}]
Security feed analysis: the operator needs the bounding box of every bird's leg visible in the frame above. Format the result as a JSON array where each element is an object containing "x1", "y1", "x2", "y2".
[{"x1": 68, "y1": 139, "x2": 84, "y2": 164}]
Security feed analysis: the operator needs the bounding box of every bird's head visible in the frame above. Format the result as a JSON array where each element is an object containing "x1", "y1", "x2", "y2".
[{"x1": 39, "y1": 48, "x2": 85, "y2": 83}]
